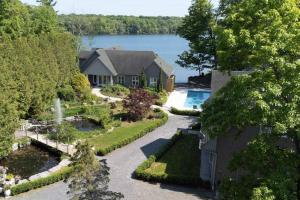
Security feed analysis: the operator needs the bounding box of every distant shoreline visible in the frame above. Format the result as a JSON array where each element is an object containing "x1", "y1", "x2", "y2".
[{"x1": 59, "y1": 15, "x2": 182, "y2": 35}]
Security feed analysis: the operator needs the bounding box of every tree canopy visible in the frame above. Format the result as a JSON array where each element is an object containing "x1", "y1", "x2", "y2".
[
  {"x1": 199, "y1": 0, "x2": 300, "y2": 199},
  {"x1": 176, "y1": 0, "x2": 217, "y2": 74},
  {"x1": 68, "y1": 142, "x2": 123, "y2": 200},
  {"x1": 0, "y1": 0, "x2": 77, "y2": 157},
  {"x1": 59, "y1": 14, "x2": 182, "y2": 35}
]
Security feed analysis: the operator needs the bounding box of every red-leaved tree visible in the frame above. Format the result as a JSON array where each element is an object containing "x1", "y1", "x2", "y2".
[{"x1": 123, "y1": 89, "x2": 154, "y2": 121}]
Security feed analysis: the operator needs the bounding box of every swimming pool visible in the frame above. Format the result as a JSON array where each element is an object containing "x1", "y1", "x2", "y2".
[{"x1": 184, "y1": 90, "x2": 211, "y2": 109}]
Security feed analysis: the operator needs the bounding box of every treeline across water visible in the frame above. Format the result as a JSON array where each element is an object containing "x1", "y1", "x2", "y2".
[{"x1": 59, "y1": 15, "x2": 183, "y2": 35}]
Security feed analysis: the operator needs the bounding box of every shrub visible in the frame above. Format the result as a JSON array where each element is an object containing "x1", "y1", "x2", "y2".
[
  {"x1": 81, "y1": 105, "x2": 111, "y2": 128},
  {"x1": 101, "y1": 84, "x2": 130, "y2": 97},
  {"x1": 123, "y1": 89, "x2": 154, "y2": 121},
  {"x1": 48, "y1": 123, "x2": 76, "y2": 143},
  {"x1": 190, "y1": 122, "x2": 202, "y2": 130},
  {"x1": 96, "y1": 110, "x2": 168, "y2": 155},
  {"x1": 110, "y1": 102, "x2": 117, "y2": 109},
  {"x1": 170, "y1": 107, "x2": 201, "y2": 116},
  {"x1": 71, "y1": 73, "x2": 91, "y2": 99},
  {"x1": 145, "y1": 88, "x2": 168, "y2": 106},
  {"x1": 11, "y1": 167, "x2": 73, "y2": 196},
  {"x1": 57, "y1": 85, "x2": 76, "y2": 101},
  {"x1": 134, "y1": 132, "x2": 210, "y2": 187}
]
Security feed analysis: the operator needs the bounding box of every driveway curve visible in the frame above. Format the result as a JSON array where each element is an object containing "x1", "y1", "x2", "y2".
[{"x1": 10, "y1": 115, "x2": 214, "y2": 200}]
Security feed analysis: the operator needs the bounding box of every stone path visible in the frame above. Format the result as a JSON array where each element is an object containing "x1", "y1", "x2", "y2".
[
  {"x1": 92, "y1": 88, "x2": 123, "y2": 102},
  {"x1": 10, "y1": 115, "x2": 214, "y2": 200}
]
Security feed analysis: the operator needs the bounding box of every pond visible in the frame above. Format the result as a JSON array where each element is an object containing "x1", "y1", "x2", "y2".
[
  {"x1": 70, "y1": 118, "x2": 101, "y2": 131},
  {"x1": 0, "y1": 145, "x2": 60, "y2": 179}
]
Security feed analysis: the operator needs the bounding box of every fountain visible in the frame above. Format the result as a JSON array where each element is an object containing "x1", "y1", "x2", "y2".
[{"x1": 54, "y1": 98, "x2": 63, "y2": 125}]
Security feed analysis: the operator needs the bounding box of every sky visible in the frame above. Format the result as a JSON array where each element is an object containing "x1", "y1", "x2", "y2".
[{"x1": 21, "y1": 0, "x2": 219, "y2": 17}]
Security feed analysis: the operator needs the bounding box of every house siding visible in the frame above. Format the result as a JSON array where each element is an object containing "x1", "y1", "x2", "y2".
[
  {"x1": 215, "y1": 127, "x2": 259, "y2": 184},
  {"x1": 84, "y1": 59, "x2": 113, "y2": 76},
  {"x1": 145, "y1": 63, "x2": 168, "y2": 88},
  {"x1": 211, "y1": 70, "x2": 250, "y2": 95}
]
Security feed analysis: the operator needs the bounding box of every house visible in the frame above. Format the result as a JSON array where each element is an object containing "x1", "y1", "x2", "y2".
[
  {"x1": 199, "y1": 70, "x2": 294, "y2": 191},
  {"x1": 79, "y1": 48, "x2": 175, "y2": 92}
]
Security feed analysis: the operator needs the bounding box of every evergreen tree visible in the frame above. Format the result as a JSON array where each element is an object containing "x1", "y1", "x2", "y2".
[
  {"x1": 68, "y1": 142, "x2": 124, "y2": 200},
  {"x1": 156, "y1": 69, "x2": 163, "y2": 92},
  {"x1": 139, "y1": 68, "x2": 147, "y2": 88}
]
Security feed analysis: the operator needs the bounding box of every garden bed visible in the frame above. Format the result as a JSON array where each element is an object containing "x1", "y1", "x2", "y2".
[{"x1": 135, "y1": 132, "x2": 209, "y2": 187}]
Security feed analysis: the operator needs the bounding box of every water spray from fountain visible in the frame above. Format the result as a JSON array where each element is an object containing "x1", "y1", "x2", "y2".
[{"x1": 54, "y1": 98, "x2": 63, "y2": 125}]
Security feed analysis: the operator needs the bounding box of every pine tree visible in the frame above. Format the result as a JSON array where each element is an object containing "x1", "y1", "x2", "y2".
[
  {"x1": 139, "y1": 68, "x2": 147, "y2": 88},
  {"x1": 68, "y1": 142, "x2": 124, "y2": 200},
  {"x1": 156, "y1": 69, "x2": 163, "y2": 92}
]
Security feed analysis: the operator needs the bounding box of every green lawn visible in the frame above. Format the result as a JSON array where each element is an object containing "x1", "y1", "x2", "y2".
[
  {"x1": 145, "y1": 134, "x2": 200, "y2": 179},
  {"x1": 87, "y1": 115, "x2": 167, "y2": 155}
]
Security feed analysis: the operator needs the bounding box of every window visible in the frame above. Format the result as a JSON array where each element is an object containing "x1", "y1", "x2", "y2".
[
  {"x1": 132, "y1": 76, "x2": 139, "y2": 86},
  {"x1": 92, "y1": 75, "x2": 97, "y2": 84},
  {"x1": 101, "y1": 76, "x2": 111, "y2": 85},
  {"x1": 98, "y1": 76, "x2": 102, "y2": 85},
  {"x1": 117, "y1": 76, "x2": 125, "y2": 85},
  {"x1": 150, "y1": 77, "x2": 158, "y2": 87}
]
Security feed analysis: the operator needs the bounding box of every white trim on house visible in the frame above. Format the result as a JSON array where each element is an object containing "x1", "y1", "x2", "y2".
[
  {"x1": 117, "y1": 76, "x2": 125, "y2": 85},
  {"x1": 149, "y1": 77, "x2": 158, "y2": 87},
  {"x1": 132, "y1": 76, "x2": 139, "y2": 86}
]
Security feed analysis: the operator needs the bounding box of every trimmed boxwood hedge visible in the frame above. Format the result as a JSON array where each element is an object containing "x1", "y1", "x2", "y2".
[
  {"x1": 170, "y1": 107, "x2": 201, "y2": 116},
  {"x1": 95, "y1": 111, "x2": 168, "y2": 156},
  {"x1": 11, "y1": 167, "x2": 73, "y2": 196},
  {"x1": 134, "y1": 132, "x2": 210, "y2": 188}
]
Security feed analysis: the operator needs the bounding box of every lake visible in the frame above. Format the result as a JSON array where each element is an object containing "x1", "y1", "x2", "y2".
[{"x1": 81, "y1": 35, "x2": 198, "y2": 83}]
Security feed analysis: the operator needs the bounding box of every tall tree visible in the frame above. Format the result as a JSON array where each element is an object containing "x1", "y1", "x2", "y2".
[
  {"x1": 139, "y1": 68, "x2": 147, "y2": 88},
  {"x1": 68, "y1": 142, "x2": 123, "y2": 200},
  {"x1": 176, "y1": 0, "x2": 217, "y2": 74},
  {"x1": 201, "y1": 0, "x2": 300, "y2": 199},
  {"x1": 156, "y1": 69, "x2": 163, "y2": 93},
  {"x1": 0, "y1": 0, "x2": 77, "y2": 156}
]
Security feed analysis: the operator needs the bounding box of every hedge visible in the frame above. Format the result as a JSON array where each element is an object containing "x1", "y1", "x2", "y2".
[
  {"x1": 11, "y1": 167, "x2": 73, "y2": 196},
  {"x1": 170, "y1": 107, "x2": 201, "y2": 116},
  {"x1": 95, "y1": 111, "x2": 168, "y2": 156},
  {"x1": 134, "y1": 132, "x2": 210, "y2": 187}
]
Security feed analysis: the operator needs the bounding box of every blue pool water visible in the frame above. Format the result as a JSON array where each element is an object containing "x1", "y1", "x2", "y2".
[{"x1": 184, "y1": 90, "x2": 211, "y2": 109}]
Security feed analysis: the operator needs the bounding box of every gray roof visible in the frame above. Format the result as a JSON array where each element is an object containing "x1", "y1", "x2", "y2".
[{"x1": 79, "y1": 48, "x2": 173, "y2": 76}]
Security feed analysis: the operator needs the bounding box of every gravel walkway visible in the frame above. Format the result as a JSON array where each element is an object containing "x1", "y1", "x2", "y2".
[{"x1": 10, "y1": 115, "x2": 214, "y2": 200}]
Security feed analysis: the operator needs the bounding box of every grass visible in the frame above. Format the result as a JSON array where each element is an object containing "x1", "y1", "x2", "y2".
[
  {"x1": 145, "y1": 134, "x2": 200, "y2": 178},
  {"x1": 87, "y1": 118, "x2": 165, "y2": 152},
  {"x1": 134, "y1": 133, "x2": 207, "y2": 186}
]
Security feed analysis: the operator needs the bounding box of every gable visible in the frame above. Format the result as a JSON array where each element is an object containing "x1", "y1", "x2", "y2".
[
  {"x1": 84, "y1": 59, "x2": 114, "y2": 76},
  {"x1": 145, "y1": 62, "x2": 165, "y2": 77}
]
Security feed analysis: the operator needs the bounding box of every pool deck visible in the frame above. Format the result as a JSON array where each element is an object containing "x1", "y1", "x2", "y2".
[{"x1": 164, "y1": 87, "x2": 211, "y2": 111}]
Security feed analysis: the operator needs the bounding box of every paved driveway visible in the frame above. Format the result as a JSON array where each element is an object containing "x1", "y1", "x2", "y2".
[{"x1": 10, "y1": 115, "x2": 214, "y2": 200}]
